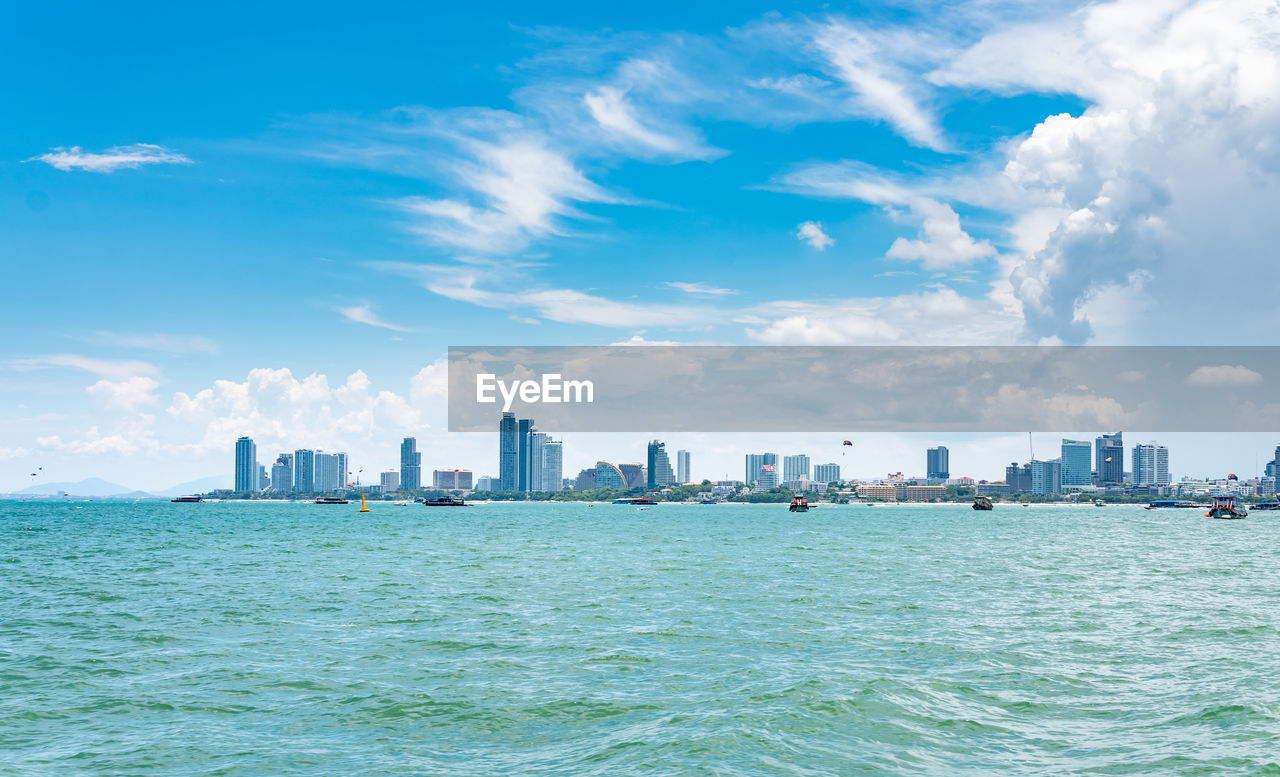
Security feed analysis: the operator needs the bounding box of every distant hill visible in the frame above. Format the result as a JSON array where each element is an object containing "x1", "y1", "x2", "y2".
[
  {"x1": 158, "y1": 475, "x2": 229, "y2": 497},
  {"x1": 18, "y1": 477, "x2": 136, "y2": 496}
]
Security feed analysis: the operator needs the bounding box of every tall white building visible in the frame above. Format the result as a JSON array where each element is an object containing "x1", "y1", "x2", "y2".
[
  {"x1": 757, "y1": 463, "x2": 780, "y2": 489},
  {"x1": 782, "y1": 454, "x2": 810, "y2": 483},
  {"x1": 380, "y1": 470, "x2": 400, "y2": 491},
  {"x1": 1132, "y1": 442, "x2": 1170, "y2": 486},
  {"x1": 677, "y1": 449, "x2": 691, "y2": 483},
  {"x1": 528, "y1": 432, "x2": 546, "y2": 492},
  {"x1": 234, "y1": 436, "x2": 258, "y2": 492},
  {"x1": 541, "y1": 438, "x2": 563, "y2": 492},
  {"x1": 745, "y1": 453, "x2": 778, "y2": 485},
  {"x1": 271, "y1": 453, "x2": 293, "y2": 493},
  {"x1": 813, "y1": 463, "x2": 840, "y2": 484}
]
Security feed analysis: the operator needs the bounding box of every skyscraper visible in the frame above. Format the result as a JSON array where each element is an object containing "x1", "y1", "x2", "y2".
[
  {"x1": 1061, "y1": 439, "x2": 1092, "y2": 487},
  {"x1": 745, "y1": 453, "x2": 778, "y2": 485},
  {"x1": 528, "y1": 431, "x2": 546, "y2": 492},
  {"x1": 1031, "y1": 458, "x2": 1062, "y2": 496},
  {"x1": 757, "y1": 463, "x2": 779, "y2": 489},
  {"x1": 541, "y1": 439, "x2": 563, "y2": 492},
  {"x1": 400, "y1": 437, "x2": 421, "y2": 491},
  {"x1": 498, "y1": 412, "x2": 518, "y2": 491},
  {"x1": 270, "y1": 453, "x2": 293, "y2": 493},
  {"x1": 380, "y1": 470, "x2": 399, "y2": 492},
  {"x1": 234, "y1": 436, "x2": 258, "y2": 492},
  {"x1": 518, "y1": 418, "x2": 535, "y2": 492},
  {"x1": 676, "y1": 449, "x2": 691, "y2": 484},
  {"x1": 1132, "y1": 442, "x2": 1170, "y2": 486},
  {"x1": 814, "y1": 463, "x2": 840, "y2": 483},
  {"x1": 619, "y1": 463, "x2": 646, "y2": 489},
  {"x1": 926, "y1": 446, "x2": 949, "y2": 479},
  {"x1": 336, "y1": 452, "x2": 348, "y2": 488},
  {"x1": 293, "y1": 449, "x2": 315, "y2": 493},
  {"x1": 595, "y1": 461, "x2": 627, "y2": 489},
  {"x1": 648, "y1": 440, "x2": 674, "y2": 488},
  {"x1": 1096, "y1": 432, "x2": 1124, "y2": 485},
  {"x1": 314, "y1": 451, "x2": 340, "y2": 492},
  {"x1": 783, "y1": 454, "x2": 811, "y2": 483},
  {"x1": 1005, "y1": 461, "x2": 1032, "y2": 493}
]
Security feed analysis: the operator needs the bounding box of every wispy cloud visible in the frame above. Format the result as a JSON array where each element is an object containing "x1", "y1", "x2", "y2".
[
  {"x1": 665, "y1": 281, "x2": 738, "y2": 296},
  {"x1": 337, "y1": 305, "x2": 415, "y2": 332},
  {"x1": 28, "y1": 143, "x2": 192, "y2": 173},
  {"x1": 7, "y1": 354, "x2": 158, "y2": 381},
  {"x1": 84, "y1": 331, "x2": 219, "y2": 355},
  {"x1": 796, "y1": 221, "x2": 835, "y2": 251}
]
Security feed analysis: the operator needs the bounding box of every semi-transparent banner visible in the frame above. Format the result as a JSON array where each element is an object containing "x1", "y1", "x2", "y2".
[{"x1": 448, "y1": 346, "x2": 1280, "y2": 432}]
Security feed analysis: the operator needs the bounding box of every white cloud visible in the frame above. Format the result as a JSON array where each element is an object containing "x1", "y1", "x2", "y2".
[
  {"x1": 583, "y1": 84, "x2": 721, "y2": 160},
  {"x1": 885, "y1": 198, "x2": 996, "y2": 270},
  {"x1": 1186, "y1": 365, "x2": 1264, "y2": 387},
  {"x1": 29, "y1": 143, "x2": 191, "y2": 173},
  {"x1": 337, "y1": 305, "x2": 414, "y2": 332},
  {"x1": 796, "y1": 221, "x2": 835, "y2": 251},
  {"x1": 7, "y1": 354, "x2": 158, "y2": 381},
  {"x1": 665, "y1": 281, "x2": 738, "y2": 296},
  {"x1": 85, "y1": 331, "x2": 219, "y2": 355},
  {"x1": 87, "y1": 376, "x2": 160, "y2": 412}
]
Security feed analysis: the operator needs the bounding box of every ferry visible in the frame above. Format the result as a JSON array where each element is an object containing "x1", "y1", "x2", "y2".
[
  {"x1": 170, "y1": 495, "x2": 203, "y2": 503},
  {"x1": 1251, "y1": 500, "x2": 1280, "y2": 511},
  {"x1": 1206, "y1": 494, "x2": 1248, "y2": 519},
  {"x1": 613, "y1": 497, "x2": 657, "y2": 505},
  {"x1": 1145, "y1": 500, "x2": 1198, "y2": 509},
  {"x1": 423, "y1": 496, "x2": 468, "y2": 507},
  {"x1": 314, "y1": 496, "x2": 350, "y2": 505},
  {"x1": 789, "y1": 495, "x2": 809, "y2": 512},
  {"x1": 972, "y1": 495, "x2": 993, "y2": 511}
]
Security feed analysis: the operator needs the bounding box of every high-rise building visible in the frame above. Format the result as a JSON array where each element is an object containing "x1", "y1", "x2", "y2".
[
  {"x1": 814, "y1": 463, "x2": 840, "y2": 483},
  {"x1": 293, "y1": 449, "x2": 315, "y2": 493},
  {"x1": 926, "y1": 446, "x2": 949, "y2": 479},
  {"x1": 314, "y1": 451, "x2": 341, "y2": 492},
  {"x1": 1005, "y1": 461, "x2": 1032, "y2": 493},
  {"x1": 1031, "y1": 458, "x2": 1062, "y2": 496},
  {"x1": 757, "y1": 463, "x2": 779, "y2": 489},
  {"x1": 258, "y1": 464, "x2": 269, "y2": 491},
  {"x1": 1061, "y1": 439, "x2": 1092, "y2": 487},
  {"x1": 271, "y1": 453, "x2": 293, "y2": 493},
  {"x1": 618, "y1": 463, "x2": 646, "y2": 489},
  {"x1": 782, "y1": 454, "x2": 811, "y2": 484},
  {"x1": 676, "y1": 449, "x2": 691, "y2": 484},
  {"x1": 475, "y1": 475, "x2": 496, "y2": 491},
  {"x1": 518, "y1": 418, "x2": 535, "y2": 492},
  {"x1": 745, "y1": 453, "x2": 778, "y2": 485},
  {"x1": 528, "y1": 432, "x2": 546, "y2": 492},
  {"x1": 498, "y1": 413, "x2": 518, "y2": 491},
  {"x1": 648, "y1": 440, "x2": 675, "y2": 488},
  {"x1": 573, "y1": 468, "x2": 597, "y2": 490},
  {"x1": 433, "y1": 469, "x2": 474, "y2": 490},
  {"x1": 541, "y1": 439, "x2": 563, "y2": 492},
  {"x1": 336, "y1": 452, "x2": 348, "y2": 488},
  {"x1": 400, "y1": 437, "x2": 421, "y2": 491},
  {"x1": 380, "y1": 470, "x2": 400, "y2": 491},
  {"x1": 1132, "y1": 442, "x2": 1170, "y2": 486},
  {"x1": 595, "y1": 461, "x2": 627, "y2": 489},
  {"x1": 234, "y1": 436, "x2": 258, "y2": 492},
  {"x1": 1096, "y1": 432, "x2": 1124, "y2": 485}
]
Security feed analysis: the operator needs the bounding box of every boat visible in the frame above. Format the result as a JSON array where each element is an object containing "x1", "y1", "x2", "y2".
[
  {"x1": 1147, "y1": 500, "x2": 1198, "y2": 509},
  {"x1": 1094, "y1": 499, "x2": 1106, "y2": 507},
  {"x1": 1206, "y1": 495, "x2": 1248, "y2": 519},
  {"x1": 789, "y1": 495, "x2": 809, "y2": 512},
  {"x1": 612, "y1": 497, "x2": 657, "y2": 505},
  {"x1": 314, "y1": 496, "x2": 349, "y2": 505},
  {"x1": 170, "y1": 495, "x2": 203, "y2": 503},
  {"x1": 972, "y1": 495, "x2": 993, "y2": 511},
  {"x1": 423, "y1": 496, "x2": 468, "y2": 506},
  {"x1": 1251, "y1": 500, "x2": 1280, "y2": 511}
]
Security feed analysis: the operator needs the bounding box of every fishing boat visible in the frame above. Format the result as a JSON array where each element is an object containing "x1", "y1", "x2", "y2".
[
  {"x1": 423, "y1": 496, "x2": 468, "y2": 506},
  {"x1": 1206, "y1": 494, "x2": 1248, "y2": 519},
  {"x1": 170, "y1": 495, "x2": 203, "y2": 503},
  {"x1": 314, "y1": 496, "x2": 349, "y2": 505},
  {"x1": 789, "y1": 495, "x2": 809, "y2": 512},
  {"x1": 972, "y1": 495, "x2": 993, "y2": 511}
]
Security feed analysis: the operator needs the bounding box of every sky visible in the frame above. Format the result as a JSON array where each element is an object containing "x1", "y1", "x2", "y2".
[{"x1": 3, "y1": 0, "x2": 1280, "y2": 491}]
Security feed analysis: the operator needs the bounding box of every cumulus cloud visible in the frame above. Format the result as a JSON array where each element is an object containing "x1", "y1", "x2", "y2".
[
  {"x1": 885, "y1": 198, "x2": 996, "y2": 270},
  {"x1": 29, "y1": 143, "x2": 191, "y2": 173},
  {"x1": 796, "y1": 221, "x2": 835, "y2": 250},
  {"x1": 87, "y1": 376, "x2": 160, "y2": 412},
  {"x1": 1186, "y1": 365, "x2": 1265, "y2": 387}
]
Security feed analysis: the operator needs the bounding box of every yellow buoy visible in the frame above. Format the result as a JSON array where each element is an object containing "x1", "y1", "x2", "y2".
[{"x1": 359, "y1": 494, "x2": 370, "y2": 512}]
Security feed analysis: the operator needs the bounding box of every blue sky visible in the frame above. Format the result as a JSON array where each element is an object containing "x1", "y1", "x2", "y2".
[{"x1": 4, "y1": 0, "x2": 1280, "y2": 490}]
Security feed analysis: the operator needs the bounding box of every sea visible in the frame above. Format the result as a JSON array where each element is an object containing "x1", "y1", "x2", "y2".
[{"x1": 3, "y1": 500, "x2": 1278, "y2": 776}]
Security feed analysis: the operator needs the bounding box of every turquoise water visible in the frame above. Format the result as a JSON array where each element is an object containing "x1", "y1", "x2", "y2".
[{"x1": 3, "y1": 501, "x2": 1279, "y2": 776}]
